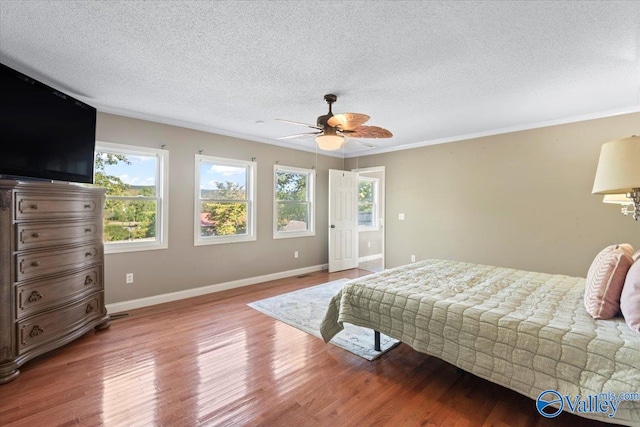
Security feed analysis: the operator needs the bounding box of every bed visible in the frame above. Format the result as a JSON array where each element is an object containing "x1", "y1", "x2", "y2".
[{"x1": 320, "y1": 259, "x2": 640, "y2": 426}]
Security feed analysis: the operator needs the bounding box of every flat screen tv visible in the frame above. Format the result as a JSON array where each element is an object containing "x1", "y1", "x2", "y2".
[{"x1": 0, "y1": 63, "x2": 96, "y2": 184}]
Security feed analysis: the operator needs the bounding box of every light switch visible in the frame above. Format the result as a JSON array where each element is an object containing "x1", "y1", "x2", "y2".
[{"x1": 398, "y1": 213, "x2": 405, "y2": 220}]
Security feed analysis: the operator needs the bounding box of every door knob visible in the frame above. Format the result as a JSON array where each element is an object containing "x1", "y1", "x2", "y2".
[{"x1": 330, "y1": 224, "x2": 336, "y2": 228}]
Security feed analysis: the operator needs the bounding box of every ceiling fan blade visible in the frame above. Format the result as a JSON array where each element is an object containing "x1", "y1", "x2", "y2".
[
  {"x1": 277, "y1": 131, "x2": 322, "y2": 140},
  {"x1": 343, "y1": 126, "x2": 393, "y2": 138},
  {"x1": 327, "y1": 113, "x2": 370, "y2": 131},
  {"x1": 276, "y1": 118, "x2": 322, "y2": 130}
]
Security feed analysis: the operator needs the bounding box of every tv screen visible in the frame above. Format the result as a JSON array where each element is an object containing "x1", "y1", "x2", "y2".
[{"x1": 0, "y1": 63, "x2": 96, "y2": 184}]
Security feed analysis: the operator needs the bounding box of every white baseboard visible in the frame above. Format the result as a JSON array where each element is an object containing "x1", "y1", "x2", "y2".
[
  {"x1": 106, "y1": 263, "x2": 328, "y2": 314},
  {"x1": 358, "y1": 254, "x2": 383, "y2": 263}
]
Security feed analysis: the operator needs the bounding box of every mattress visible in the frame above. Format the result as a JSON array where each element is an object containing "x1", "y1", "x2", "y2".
[{"x1": 320, "y1": 259, "x2": 640, "y2": 425}]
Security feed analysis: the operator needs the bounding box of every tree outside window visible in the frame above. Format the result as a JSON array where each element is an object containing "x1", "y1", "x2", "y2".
[
  {"x1": 274, "y1": 165, "x2": 315, "y2": 238},
  {"x1": 94, "y1": 142, "x2": 168, "y2": 253},
  {"x1": 358, "y1": 177, "x2": 378, "y2": 229},
  {"x1": 195, "y1": 155, "x2": 256, "y2": 245}
]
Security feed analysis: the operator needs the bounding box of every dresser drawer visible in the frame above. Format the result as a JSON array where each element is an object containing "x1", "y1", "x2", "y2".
[
  {"x1": 16, "y1": 244, "x2": 103, "y2": 282},
  {"x1": 15, "y1": 193, "x2": 102, "y2": 220},
  {"x1": 16, "y1": 221, "x2": 103, "y2": 251},
  {"x1": 17, "y1": 294, "x2": 104, "y2": 352},
  {"x1": 16, "y1": 266, "x2": 103, "y2": 319}
]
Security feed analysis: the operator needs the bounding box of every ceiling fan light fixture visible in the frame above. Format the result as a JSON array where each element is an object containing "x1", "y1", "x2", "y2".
[{"x1": 316, "y1": 134, "x2": 344, "y2": 151}]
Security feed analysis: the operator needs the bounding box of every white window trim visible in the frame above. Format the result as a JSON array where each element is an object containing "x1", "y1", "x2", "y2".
[
  {"x1": 358, "y1": 175, "x2": 379, "y2": 231},
  {"x1": 194, "y1": 154, "x2": 257, "y2": 246},
  {"x1": 273, "y1": 165, "x2": 315, "y2": 239},
  {"x1": 96, "y1": 141, "x2": 169, "y2": 254}
]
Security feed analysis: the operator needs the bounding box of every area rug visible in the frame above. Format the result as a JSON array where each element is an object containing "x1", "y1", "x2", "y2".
[{"x1": 248, "y1": 279, "x2": 400, "y2": 361}]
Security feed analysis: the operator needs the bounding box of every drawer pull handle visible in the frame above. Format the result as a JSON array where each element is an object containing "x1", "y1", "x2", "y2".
[
  {"x1": 28, "y1": 291, "x2": 43, "y2": 302},
  {"x1": 86, "y1": 304, "x2": 95, "y2": 314},
  {"x1": 84, "y1": 276, "x2": 94, "y2": 285},
  {"x1": 85, "y1": 228, "x2": 92, "y2": 233},
  {"x1": 84, "y1": 203, "x2": 92, "y2": 209},
  {"x1": 31, "y1": 261, "x2": 40, "y2": 267},
  {"x1": 85, "y1": 252, "x2": 93, "y2": 258},
  {"x1": 31, "y1": 232, "x2": 41, "y2": 238},
  {"x1": 29, "y1": 325, "x2": 44, "y2": 337},
  {"x1": 30, "y1": 204, "x2": 38, "y2": 210}
]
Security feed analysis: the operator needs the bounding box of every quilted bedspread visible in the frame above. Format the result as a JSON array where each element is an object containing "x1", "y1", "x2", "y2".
[{"x1": 320, "y1": 259, "x2": 640, "y2": 426}]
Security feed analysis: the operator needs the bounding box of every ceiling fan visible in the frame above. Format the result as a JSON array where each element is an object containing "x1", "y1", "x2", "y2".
[{"x1": 277, "y1": 94, "x2": 393, "y2": 151}]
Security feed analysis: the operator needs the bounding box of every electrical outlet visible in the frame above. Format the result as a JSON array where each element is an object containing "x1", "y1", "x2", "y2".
[
  {"x1": 367, "y1": 241, "x2": 371, "y2": 248},
  {"x1": 411, "y1": 255, "x2": 416, "y2": 263},
  {"x1": 398, "y1": 213, "x2": 405, "y2": 220},
  {"x1": 294, "y1": 251, "x2": 299, "y2": 259},
  {"x1": 126, "y1": 273, "x2": 134, "y2": 284}
]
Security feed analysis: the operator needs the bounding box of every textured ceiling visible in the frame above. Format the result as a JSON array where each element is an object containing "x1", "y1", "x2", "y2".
[{"x1": 1, "y1": 1, "x2": 639, "y2": 157}]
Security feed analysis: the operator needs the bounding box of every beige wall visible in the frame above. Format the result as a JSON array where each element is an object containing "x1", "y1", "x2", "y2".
[
  {"x1": 97, "y1": 113, "x2": 343, "y2": 304},
  {"x1": 359, "y1": 230, "x2": 383, "y2": 257},
  {"x1": 346, "y1": 112, "x2": 640, "y2": 277}
]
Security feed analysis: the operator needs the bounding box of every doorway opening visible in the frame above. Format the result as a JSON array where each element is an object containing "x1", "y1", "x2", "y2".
[
  {"x1": 327, "y1": 166, "x2": 385, "y2": 274},
  {"x1": 355, "y1": 166, "x2": 385, "y2": 273}
]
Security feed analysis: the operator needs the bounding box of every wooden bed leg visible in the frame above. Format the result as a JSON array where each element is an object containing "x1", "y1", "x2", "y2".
[{"x1": 374, "y1": 330, "x2": 381, "y2": 352}]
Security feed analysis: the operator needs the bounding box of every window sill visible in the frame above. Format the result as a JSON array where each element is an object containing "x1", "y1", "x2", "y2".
[
  {"x1": 273, "y1": 231, "x2": 316, "y2": 239},
  {"x1": 195, "y1": 235, "x2": 257, "y2": 246},
  {"x1": 105, "y1": 241, "x2": 168, "y2": 254}
]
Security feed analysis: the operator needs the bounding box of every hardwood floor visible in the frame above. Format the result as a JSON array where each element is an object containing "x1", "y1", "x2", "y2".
[{"x1": 0, "y1": 269, "x2": 617, "y2": 426}]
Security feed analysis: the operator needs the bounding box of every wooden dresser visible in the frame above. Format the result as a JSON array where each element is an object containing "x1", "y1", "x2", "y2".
[{"x1": 0, "y1": 179, "x2": 110, "y2": 384}]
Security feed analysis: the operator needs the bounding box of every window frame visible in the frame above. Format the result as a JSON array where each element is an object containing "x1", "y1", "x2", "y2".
[
  {"x1": 273, "y1": 165, "x2": 316, "y2": 239},
  {"x1": 95, "y1": 141, "x2": 169, "y2": 254},
  {"x1": 358, "y1": 176, "x2": 379, "y2": 231},
  {"x1": 194, "y1": 154, "x2": 257, "y2": 246}
]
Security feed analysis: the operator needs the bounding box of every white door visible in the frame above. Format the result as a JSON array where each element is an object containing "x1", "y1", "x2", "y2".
[{"x1": 328, "y1": 169, "x2": 358, "y2": 272}]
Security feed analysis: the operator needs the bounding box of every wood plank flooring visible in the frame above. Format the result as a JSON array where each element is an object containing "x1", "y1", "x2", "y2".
[{"x1": 0, "y1": 269, "x2": 618, "y2": 426}]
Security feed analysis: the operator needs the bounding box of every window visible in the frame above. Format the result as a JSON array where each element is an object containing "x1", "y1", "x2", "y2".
[
  {"x1": 358, "y1": 176, "x2": 379, "y2": 230},
  {"x1": 195, "y1": 155, "x2": 256, "y2": 245},
  {"x1": 274, "y1": 165, "x2": 315, "y2": 239},
  {"x1": 94, "y1": 142, "x2": 169, "y2": 253}
]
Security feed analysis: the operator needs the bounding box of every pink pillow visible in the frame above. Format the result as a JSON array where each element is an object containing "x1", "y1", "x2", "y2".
[
  {"x1": 621, "y1": 261, "x2": 640, "y2": 332},
  {"x1": 584, "y1": 244, "x2": 634, "y2": 319}
]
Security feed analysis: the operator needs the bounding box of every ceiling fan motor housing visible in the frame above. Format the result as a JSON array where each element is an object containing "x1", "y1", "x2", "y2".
[
  {"x1": 317, "y1": 113, "x2": 333, "y2": 129},
  {"x1": 317, "y1": 94, "x2": 337, "y2": 129}
]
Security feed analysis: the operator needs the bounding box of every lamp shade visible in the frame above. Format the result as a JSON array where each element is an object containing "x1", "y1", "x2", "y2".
[
  {"x1": 592, "y1": 135, "x2": 640, "y2": 194},
  {"x1": 316, "y1": 134, "x2": 344, "y2": 151}
]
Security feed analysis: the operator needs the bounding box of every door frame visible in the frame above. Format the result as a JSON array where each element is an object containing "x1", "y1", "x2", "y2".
[{"x1": 352, "y1": 166, "x2": 386, "y2": 272}]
